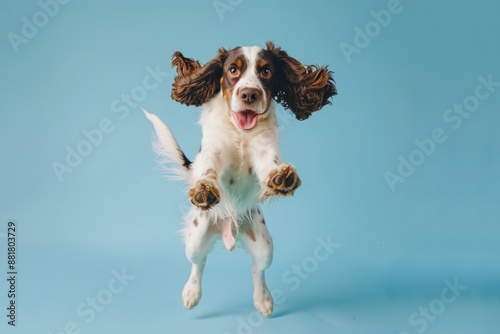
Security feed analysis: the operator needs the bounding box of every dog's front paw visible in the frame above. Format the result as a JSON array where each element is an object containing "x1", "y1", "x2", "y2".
[
  {"x1": 260, "y1": 163, "x2": 301, "y2": 200},
  {"x1": 189, "y1": 179, "x2": 221, "y2": 210}
]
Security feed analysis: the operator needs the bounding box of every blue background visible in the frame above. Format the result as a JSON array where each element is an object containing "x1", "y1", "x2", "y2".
[{"x1": 1, "y1": 0, "x2": 499, "y2": 333}]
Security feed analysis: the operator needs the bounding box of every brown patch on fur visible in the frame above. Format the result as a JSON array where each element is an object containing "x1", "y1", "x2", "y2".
[
  {"x1": 235, "y1": 57, "x2": 243, "y2": 69},
  {"x1": 220, "y1": 76, "x2": 231, "y2": 105},
  {"x1": 248, "y1": 167, "x2": 253, "y2": 175},
  {"x1": 222, "y1": 89, "x2": 231, "y2": 105},
  {"x1": 246, "y1": 228, "x2": 256, "y2": 242},
  {"x1": 193, "y1": 219, "x2": 198, "y2": 227},
  {"x1": 257, "y1": 58, "x2": 269, "y2": 69}
]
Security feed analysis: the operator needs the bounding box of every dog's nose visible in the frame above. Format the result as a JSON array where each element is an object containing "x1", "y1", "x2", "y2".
[{"x1": 239, "y1": 87, "x2": 261, "y2": 104}]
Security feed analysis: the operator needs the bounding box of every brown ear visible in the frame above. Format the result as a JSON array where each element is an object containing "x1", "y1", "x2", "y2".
[
  {"x1": 171, "y1": 48, "x2": 228, "y2": 106},
  {"x1": 266, "y1": 41, "x2": 337, "y2": 120},
  {"x1": 171, "y1": 51, "x2": 202, "y2": 78}
]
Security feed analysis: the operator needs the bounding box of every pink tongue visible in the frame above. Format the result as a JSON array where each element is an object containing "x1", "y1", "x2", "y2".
[{"x1": 232, "y1": 110, "x2": 258, "y2": 130}]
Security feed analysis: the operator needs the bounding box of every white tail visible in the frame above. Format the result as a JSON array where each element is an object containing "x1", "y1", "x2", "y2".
[{"x1": 143, "y1": 108, "x2": 191, "y2": 180}]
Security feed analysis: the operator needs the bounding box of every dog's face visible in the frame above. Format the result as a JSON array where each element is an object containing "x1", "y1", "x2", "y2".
[
  {"x1": 171, "y1": 42, "x2": 337, "y2": 126},
  {"x1": 221, "y1": 46, "x2": 276, "y2": 130}
]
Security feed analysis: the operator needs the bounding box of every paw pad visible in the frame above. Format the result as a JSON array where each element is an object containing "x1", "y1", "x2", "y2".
[
  {"x1": 262, "y1": 163, "x2": 301, "y2": 200},
  {"x1": 189, "y1": 180, "x2": 220, "y2": 210}
]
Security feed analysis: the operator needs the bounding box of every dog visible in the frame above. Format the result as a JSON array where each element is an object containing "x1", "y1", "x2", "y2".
[{"x1": 144, "y1": 41, "x2": 336, "y2": 316}]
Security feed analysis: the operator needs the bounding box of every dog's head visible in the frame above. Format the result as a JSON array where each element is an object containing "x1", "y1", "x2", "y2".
[{"x1": 171, "y1": 41, "x2": 337, "y2": 130}]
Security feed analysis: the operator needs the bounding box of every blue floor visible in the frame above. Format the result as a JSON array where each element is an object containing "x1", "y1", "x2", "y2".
[
  {"x1": 1, "y1": 1, "x2": 500, "y2": 333},
  {"x1": 5, "y1": 240, "x2": 500, "y2": 334}
]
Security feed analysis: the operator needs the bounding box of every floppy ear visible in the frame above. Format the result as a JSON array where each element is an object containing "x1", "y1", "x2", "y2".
[
  {"x1": 171, "y1": 51, "x2": 202, "y2": 78},
  {"x1": 266, "y1": 41, "x2": 337, "y2": 120},
  {"x1": 171, "y1": 48, "x2": 228, "y2": 106}
]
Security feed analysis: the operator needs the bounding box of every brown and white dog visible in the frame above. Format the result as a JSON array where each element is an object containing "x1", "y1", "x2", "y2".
[{"x1": 144, "y1": 41, "x2": 336, "y2": 316}]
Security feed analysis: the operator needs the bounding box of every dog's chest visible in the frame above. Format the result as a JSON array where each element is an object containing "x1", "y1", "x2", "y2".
[{"x1": 220, "y1": 135, "x2": 259, "y2": 204}]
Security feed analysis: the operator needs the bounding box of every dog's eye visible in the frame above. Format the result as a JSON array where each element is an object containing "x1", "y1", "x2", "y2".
[
  {"x1": 229, "y1": 66, "x2": 239, "y2": 75},
  {"x1": 260, "y1": 68, "x2": 272, "y2": 79}
]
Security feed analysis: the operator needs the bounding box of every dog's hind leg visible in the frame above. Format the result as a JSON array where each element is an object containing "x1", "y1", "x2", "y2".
[
  {"x1": 182, "y1": 209, "x2": 217, "y2": 310},
  {"x1": 239, "y1": 207, "x2": 274, "y2": 316}
]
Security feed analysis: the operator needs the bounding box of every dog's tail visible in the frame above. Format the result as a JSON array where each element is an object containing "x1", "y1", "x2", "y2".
[{"x1": 143, "y1": 108, "x2": 192, "y2": 180}]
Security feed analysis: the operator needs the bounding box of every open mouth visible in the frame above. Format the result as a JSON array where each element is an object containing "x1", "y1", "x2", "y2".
[{"x1": 231, "y1": 110, "x2": 258, "y2": 130}]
